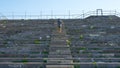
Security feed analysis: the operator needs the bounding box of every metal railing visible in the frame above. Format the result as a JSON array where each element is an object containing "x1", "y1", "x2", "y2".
[
  {"x1": 1, "y1": 9, "x2": 120, "y2": 20},
  {"x1": 76, "y1": 10, "x2": 120, "y2": 19}
]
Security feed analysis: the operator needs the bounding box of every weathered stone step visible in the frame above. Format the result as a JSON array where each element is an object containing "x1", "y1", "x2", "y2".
[
  {"x1": 46, "y1": 65, "x2": 73, "y2": 68},
  {"x1": 50, "y1": 41, "x2": 67, "y2": 45},
  {"x1": 49, "y1": 52, "x2": 71, "y2": 55},
  {"x1": 49, "y1": 45, "x2": 69, "y2": 47},
  {"x1": 47, "y1": 21, "x2": 73, "y2": 68},
  {"x1": 49, "y1": 47, "x2": 70, "y2": 50},
  {"x1": 47, "y1": 59, "x2": 73, "y2": 64},
  {"x1": 51, "y1": 36, "x2": 67, "y2": 40},
  {"x1": 48, "y1": 55, "x2": 72, "y2": 58}
]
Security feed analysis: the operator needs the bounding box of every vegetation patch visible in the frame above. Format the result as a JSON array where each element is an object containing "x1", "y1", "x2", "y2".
[
  {"x1": 77, "y1": 47, "x2": 86, "y2": 50},
  {"x1": 12, "y1": 59, "x2": 28, "y2": 63},
  {"x1": 66, "y1": 40, "x2": 71, "y2": 45},
  {"x1": 34, "y1": 39, "x2": 40, "y2": 44},
  {"x1": 43, "y1": 59, "x2": 47, "y2": 63},
  {"x1": 42, "y1": 50, "x2": 49, "y2": 54},
  {"x1": 0, "y1": 52, "x2": 5, "y2": 54},
  {"x1": 79, "y1": 35, "x2": 84, "y2": 40},
  {"x1": 74, "y1": 65, "x2": 80, "y2": 68}
]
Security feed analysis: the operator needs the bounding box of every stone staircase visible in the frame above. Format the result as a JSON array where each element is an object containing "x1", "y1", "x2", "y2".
[{"x1": 46, "y1": 20, "x2": 73, "y2": 68}]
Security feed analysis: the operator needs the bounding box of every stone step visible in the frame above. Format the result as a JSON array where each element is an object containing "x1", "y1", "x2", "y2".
[
  {"x1": 49, "y1": 52, "x2": 71, "y2": 55},
  {"x1": 49, "y1": 47, "x2": 70, "y2": 50},
  {"x1": 46, "y1": 65, "x2": 74, "y2": 68},
  {"x1": 47, "y1": 59, "x2": 73, "y2": 64},
  {"x1": 48, "y1": 55, "x2": 72, "y2": 58},
  {"x1": 49, "y1": 45, "x2": 69, "y2": 47},
  {"x1": 52, "y1": 38, "x2": 67, "y2": 41},
  {"x1": 47, "y1": 21, "x2": 73, "y2": 68},
  {"x1": 49, "y1": 49, "x2": 71, "y2": 54},
  {"x1": 50, "y1": 42, "x2": 67, "y2": 46}
]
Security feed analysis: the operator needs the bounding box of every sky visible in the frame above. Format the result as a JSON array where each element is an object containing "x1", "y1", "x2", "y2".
[{"x1": 0, "y1": 0, "x2": 120, "y2": 19}]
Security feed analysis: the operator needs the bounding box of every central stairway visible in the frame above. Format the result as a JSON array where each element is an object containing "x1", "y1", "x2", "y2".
[{"x1": 46, "y1": 20, "x2": 73, "y2": 68}]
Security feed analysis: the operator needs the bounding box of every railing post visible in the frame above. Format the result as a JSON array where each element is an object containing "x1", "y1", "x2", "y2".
[
  {"x1": 82, "y1": 10, "x2": 85, "y2": 19},
  {"x1": 51, "y1": 10, "x2": 53, "y2": 19},
  {"x1": 40, "y1": 11, "x2": 42, "y2": 19},
  {"x1": 25, "y1": 12, "x2": 26, "y2": 20},
  {"x1": 12, "y1": 12, "x2": 14, "y2": 20},
  {"x1": 115, "y1": 10, "x2": 117, "y2": 15},
  {"x1": 96, "y1": 9, "x2": 103, "y2": 16},
  {"x1": 68, "y1": 10, "x2": 70, "y2": 19}
]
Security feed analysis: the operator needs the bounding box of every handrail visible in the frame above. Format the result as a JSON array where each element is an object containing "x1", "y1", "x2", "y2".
[
  {"x1": 76, "y1": 10, "x2": 120, "y2": 19},
  {"x1": 0, "y1": 13, "x2": 7, "y2": 20},
  {"x1": 0, "y1": 10, "x2": 120, "y2": 20}
]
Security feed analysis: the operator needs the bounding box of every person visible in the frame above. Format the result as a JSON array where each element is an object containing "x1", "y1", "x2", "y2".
[{"x1": 57, "y1": 19, "x2": 62, "y2": 33}]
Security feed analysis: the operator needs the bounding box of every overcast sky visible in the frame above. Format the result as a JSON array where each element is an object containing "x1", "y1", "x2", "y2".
[{"x1": 0, "y1": 0, "x2": 120, "y2": 18}]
